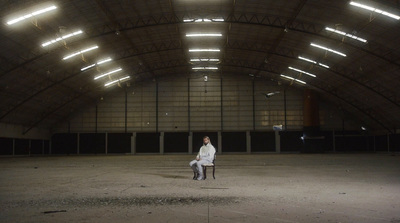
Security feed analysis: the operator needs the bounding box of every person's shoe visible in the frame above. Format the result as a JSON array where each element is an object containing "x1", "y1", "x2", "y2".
[{"x1": 197, "y1": 175, "x2": 204, "y2": 180}]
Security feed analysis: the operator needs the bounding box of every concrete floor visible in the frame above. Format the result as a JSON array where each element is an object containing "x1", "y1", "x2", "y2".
[{"x1": 0, "y1": 153, "x2": 399, "y2": 223}]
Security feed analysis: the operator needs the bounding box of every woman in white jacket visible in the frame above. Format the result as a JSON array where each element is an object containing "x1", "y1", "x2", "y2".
[{"x1": 189, "y1": 136, "x2": 216, "y2": 180}]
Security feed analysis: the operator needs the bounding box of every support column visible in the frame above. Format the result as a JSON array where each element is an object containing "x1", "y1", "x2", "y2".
[
  {"x1": 303, "y1": 89, "x2": 320, "y2": 136},
  {"x1": 188, "y1": 132, "x2": 193, "y2": 154},
  {"x1": 29, "y1": 139, "x2": 31, "y2": 156},
  {"x1": 218, "y1": 131, "x2": 222, "y2": 154},
  {"x1": 275, "y1": 131, "x2": 281, "y2": 153},
  {"x1": 160, "y1": 132, "x2": 164, "y2": 154},
  {"x1": 332, "y1": 130, "x2": 336, "y2": 153},
  {"x1": 302, "y1": 89, "x2": 324, "y2": 153},
  {"x1": 246, "y1": 131, "x2": 251, "y2": 153},
  {"x1": 131, "y1": 132, "x2": 136, "y2": 154},
  {"x1": 77, "y1": 133, "x2": 80, "y2": 155},
  {"x1": 12, "y1": 138, "x2": 15, "y2": 156},
  {"x1": 105, "y1": 132, "x2": 108, "y2": 154}
]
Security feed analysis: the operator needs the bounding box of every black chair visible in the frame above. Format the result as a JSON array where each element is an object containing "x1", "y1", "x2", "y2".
[{"x1": 202, "y1": 156, "x2": 216, "y2": 180}]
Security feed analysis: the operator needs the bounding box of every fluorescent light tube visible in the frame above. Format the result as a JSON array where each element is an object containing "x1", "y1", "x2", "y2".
[
  {"x1": 81, "y1": 58, "x2": 112, "y2": 71},
  {"x1": 310, "y1": 43, "x2": 347, "y2": 57},
  {"x1": 94, "y1": 68, "x2": 122, "y2": 80},
  {"x1": 189, "y1": 49, "x2": 220, "y2": 52},
  {"x1": 298, "y1": 56, "x2": 317, "y2": 64},
  {"x1": 81, "y1": 64, "x2": 95, "y2": 71},
  {"x1": 288, "y1": 67, "x2": 316, "y2": 78},
  {"x1": 63, "y1": 45, "x2": 98, "y2": 60},
  {"x1": 183, "y1": 18, "x2": 224, "y2": 23},
  {"x1": 325, "y1": 27, "x2": 367, "y2": 43},
  {"x1": 318, "y1": 63, "x2": 330, "y2": 69},
  {"x1": 190, "y1": 58, "x2": 220, "y2": 62},
  {"x1": 298, "y1": 56, "x2": 330, "y2": 69},
  {"x1": 104, "y1": 76, "x2": 130, "y2": 87},
  {"x1": 350, "y1": 1, "x2": 400, "y2": 20},
  {"x1": 7, "y1": 5, "x2": 57, "y2": 25},
  {"x1": 97, "y1": 57, "x2": 112, "y2": 65},
  {"x1": 42, "y1": 30, "x2": 83, "y2": 47},
  {"x1": 192, "y1": 67, "x2": 218, "y2": 70},
  {"x1": 280, "y1": 74, "x2": 306, "y2": 84},
  {"x1": 186, "y1": 33, "x2": 222, "y2": 37}
]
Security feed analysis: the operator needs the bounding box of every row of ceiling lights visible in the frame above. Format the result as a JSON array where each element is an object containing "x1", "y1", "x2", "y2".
[
  {"x1": 184, "y1": 17, "x2": 225, "y2": 80},
  {"x1": 5, "y1": 3, "x2": 129, "y2": 88},
  {"x1": 280, "y1": 1, "x2": 399, "y2": 85},
  {"x1": 5, "y1": 1, "x2": 399, "y2": 86}
]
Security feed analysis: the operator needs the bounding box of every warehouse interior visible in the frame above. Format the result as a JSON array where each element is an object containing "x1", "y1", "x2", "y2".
[{"x1": 0, "y1": 0, "x2": 400, "y2": 222}]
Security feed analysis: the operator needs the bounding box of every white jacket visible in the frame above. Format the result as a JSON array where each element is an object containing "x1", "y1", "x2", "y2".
[{"x1": 196, "y1": 143, "x2": 216, "y2": 163}]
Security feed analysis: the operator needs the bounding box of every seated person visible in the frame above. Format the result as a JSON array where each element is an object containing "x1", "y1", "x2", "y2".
[{"x1": 189, "y1": 136, "x2": 216, "y2": 180}]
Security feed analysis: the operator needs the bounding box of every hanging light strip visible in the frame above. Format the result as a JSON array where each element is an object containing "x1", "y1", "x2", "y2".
[
  {"x1": 94, "y1": 68, "x2": 122, "y2": 80},
  {"x1": 42, "y1": 30, "x2": 83, "y2": 47},
  {"x1": 189, "y1": 49, "x2": 220, "y2": 52},
  {"x1": 192, "y1": 67, "x2": 218, "y2": 70},
  {"x1": 280, "y1": 74, "x2": 306, "y2": 84},
  {"x1": 318, "y1": 63, "x2": 330, "y2": 69},
  {"x1": 190, "y1": 58, "x2": 220, "y2": 62},
  {"x1": 105, "y1": 76, "x2": 130, "y2": 87},
  {"x1": 97, "y1": 57, "x2": 112, "y2": 65},
  {"x1": 7, "y1": 5, "x2": 57, "y2": 25},
  {"x1": 325, "y1": 27, "x2": 367, "y2": 43},
  {"x1": 62, "y1": 45, "x2": 98, "y2": 60},
  {"x1": 81, "y1": 57, "x2": 112, "y2": 71},
  {"x1": 183, "y1": 18, "x2": 224, "y2": 23},
  {"x1": 298, "y1": 56, "x2": 330, "y2": 69},
  {"x1": 186, "y1": 33, "x2": 222, "y2": 37},
  {"x1": 288, "y1": 66, "x2": 316, "y2": 78},
  {"x1": 81, "y1": 64, "x2": 96, "y2": 71},
  {"x1": 350, "y1": 1, "x2": 400, "y2": 20},
  {"x1": 310, "y1": 43, "x2": 347, "y2": 57}
]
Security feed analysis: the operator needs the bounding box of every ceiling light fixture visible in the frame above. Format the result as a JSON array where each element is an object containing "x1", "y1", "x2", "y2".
[
  {"x1": 81, "y1": 64, "x2": 96, "y2": 71},
  {"x1": 183, "y1": 18, "x2": 225, "y2": 23},
  {"x1": 325, "y1": 27, "x2": 367, "y2": 43},
  {"x1": 42, "y1": 30, "x2": 83, "y2": 47},
  {"x1": 189, "y1": 49, "x2": 220, "y2": 52},
  {"x1": 350, "y1": 1, "x2": 400, "y2": 20},
  {"x1": 318, "y1": 63, "x2": 330, "y2": 69},
  {"x1": 192, "y1": 67, "x2": 218, "y2": 70},
  {"x1": 81, "y1": 57, "x2": 112, "y2": 71},
  {"x1": 298, "y1": 56, "x2": 317, "y2": 64},
  {"x1": 288, "y1": 66, "x2": 316, "y2": 78},
  {"x1": 62, "y1": 45, "x2": 98, "y2": 60},
  {"x1": 6, "y1": 5, "x2": 57, "y2": 25},
  {"x1": 94, "y1": 68, "x2": 122, "y2": 80},
  {"x1": 310, "y1": 43, "x2": 347, "y2": 57},
  {"x1": 97, "y1": 57, "x2": 112, "y2": 65},
  {"x1": 186, "y1": 33, "x2": 222, "y2": 37},
  {"x1": 212, "y1": 18, "x2": 225, "y2": 22},
  {"x1": 298, "y1": 56, "x2": 330, "y2": 69},
  {"x1": 190, "y1": 58, "x2": 220, "y2": 62},
  {"x1": 105, "y1": 76, "x2": 130, "y2": 87},
  {"x1": 280, "y1": 74, "x2": 307, "y2": 85}
]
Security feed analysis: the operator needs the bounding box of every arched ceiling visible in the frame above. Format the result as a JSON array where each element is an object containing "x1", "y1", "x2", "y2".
[{"x1": 0, "y1": 0, "x2": 400, "y2": 134}]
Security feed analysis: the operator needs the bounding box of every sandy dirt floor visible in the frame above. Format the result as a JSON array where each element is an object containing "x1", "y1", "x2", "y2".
[{"x1": 0, "y1": 153, "x2": 399, "y2": 223}]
